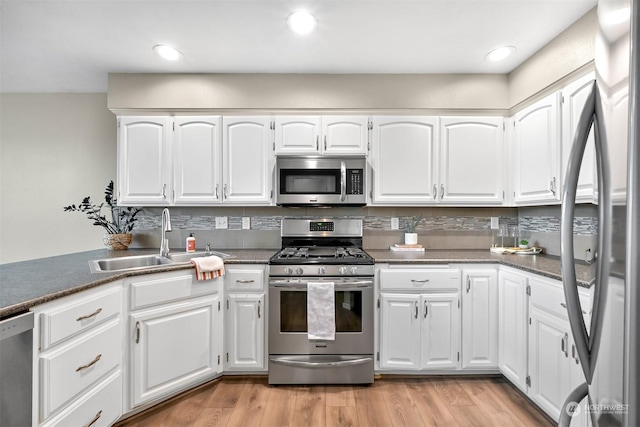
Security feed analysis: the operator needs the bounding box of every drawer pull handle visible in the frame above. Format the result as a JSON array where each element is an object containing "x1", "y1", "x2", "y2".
[
  {"x1": 561, "y1": 302, "x2": 588, "y2": 314},
  {"x1": 411, "y1": 279, "x2": 429, "y2": 284},
  {"x1": 76, "y1": 308, "x2": 103, "y2": 322},
  {"x1": 85, "y1": 410, "x2": 102, "y2": 427},
  {"x1": 236, "y1": 279, "x2": 255, "y2": 283},
  {"x1": 76, "y1": 354, "x2": 102, "y2": 372}
]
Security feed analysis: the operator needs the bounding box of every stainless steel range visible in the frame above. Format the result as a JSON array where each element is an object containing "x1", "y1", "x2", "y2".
[{"x1": 268, "y1": 218, "x2": 374, "y2": 385}]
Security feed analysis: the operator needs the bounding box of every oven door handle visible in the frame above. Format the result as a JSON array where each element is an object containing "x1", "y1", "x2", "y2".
[
  {"x1": 270, "y1": 357, "x2": 373, "y2": 368},
  {"x1": 269, "y1": 280, "x2": 373, "y2": 288}
]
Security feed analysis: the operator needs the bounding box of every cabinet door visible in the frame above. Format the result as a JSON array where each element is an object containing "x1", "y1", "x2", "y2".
[
  {"x1": 379, "y1": 293, "x2": 421, "y2": 370},
  {"x1": 371, "y1": 116, "x2": 439, "y2": 204},
  {"x1": 528, "y1": 306, "x2": 572, "y2": 420},
  {"x1": 321, "y1": 116, "x2": 369, "y2": 155},
  {"x1": 173, "y1": 116, "x2": 222, "y2": 204},
  {"x1": 513, "y1": 93, "x2": 561, "y2": 205},
  {"x1": 223, "y1": 116, "x2": 273, "y2": 204},
  {"x1": 462, "y1": 269, "x2": 498, "y2": 369},
  {"x1": 562, "y1": 72, "x2": 596, "y2": 203},
  {"x1": 226, "y1": 294, "x2": 265, "y2": 370},
  {"x1": 117, "y1": 116, "x2": 171, "y2": 205},
  {"x1": 439, "y1": 117, "x2": 505, "y2": 204},
  {"x1": 421, "y1": 293, "x2": 460, "y2": 370},
  {"x1": 130, "y1": 295, "x2": 220, "y2": 407},
  {"x1": 498, "y1": 270, "x2": 528, "y2": 391},
  {"x1": 569, "y1": 336, "x2": 590, "y2": 427},
  {"x1": 274, "y1": 116, "x2": 321, "y2": 154}
]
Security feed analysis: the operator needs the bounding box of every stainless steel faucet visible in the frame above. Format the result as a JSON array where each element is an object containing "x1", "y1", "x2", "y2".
[{"x1": 160, "y1": 208, "x2": 172, "y2": 257}]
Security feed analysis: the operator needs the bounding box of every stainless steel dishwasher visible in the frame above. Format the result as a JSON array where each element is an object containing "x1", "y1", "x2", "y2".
[{"x1": 0, "y1": 311, "x2": 34, "y2": 427}]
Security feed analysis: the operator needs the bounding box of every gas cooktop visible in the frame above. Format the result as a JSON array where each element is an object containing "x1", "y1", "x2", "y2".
[{"x1": 270, "y1": 246, "x2": 373, "y2": 264}]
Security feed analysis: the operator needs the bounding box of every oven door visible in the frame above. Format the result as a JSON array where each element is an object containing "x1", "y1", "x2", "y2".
[{"x1": 268, "y1": 277, "x2": 373, "y2": 356}]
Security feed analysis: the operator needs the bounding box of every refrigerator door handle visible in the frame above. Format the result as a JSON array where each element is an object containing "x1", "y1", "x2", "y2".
[
  {"x1": 560, "y1": 80, "x2": 610, "y2": 384},
  {"x1": 558, "y1": 382, "x2": 589, "y2": 427}
]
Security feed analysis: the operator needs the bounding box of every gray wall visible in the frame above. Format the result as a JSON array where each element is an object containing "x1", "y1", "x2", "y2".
[{"x1": 0, "y1": 94, "x2": 116, "y2": 263}]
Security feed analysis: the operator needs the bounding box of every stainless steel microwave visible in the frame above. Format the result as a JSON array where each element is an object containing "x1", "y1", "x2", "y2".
[{"x1": 275, "y1": 156, "x2": 367, "y2": 206}]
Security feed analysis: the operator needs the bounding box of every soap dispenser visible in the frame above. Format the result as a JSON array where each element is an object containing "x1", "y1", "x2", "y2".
[{"x1": 186, "y1": 233, "x2": 196, "y2": 252}]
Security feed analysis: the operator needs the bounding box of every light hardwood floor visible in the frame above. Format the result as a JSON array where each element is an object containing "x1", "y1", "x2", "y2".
[{"x1": 117, "y1": 376, "x2": 555, "y2": 427}]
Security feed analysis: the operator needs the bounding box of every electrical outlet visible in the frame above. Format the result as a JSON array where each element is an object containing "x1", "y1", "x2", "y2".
[
  {"x1": 491, "y1": 217, "x2": 499, "y2": 229},
  {"x1": 391, "y1": 217, "x2": 399, "y2": 230},
  {"x1": 242, "y1": 217, "x2": 251, "y2": 230},
  {"x1": 215, "y1": 217, "x2": 228, "y2": 229}
]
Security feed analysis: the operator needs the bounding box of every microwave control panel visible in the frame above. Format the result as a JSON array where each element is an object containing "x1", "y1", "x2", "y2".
[{"x1": 346, "y1": 169, "x2": 364, "y2": 195}]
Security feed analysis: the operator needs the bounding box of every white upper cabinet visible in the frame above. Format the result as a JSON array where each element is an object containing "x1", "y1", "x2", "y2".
[
  {"x1": 370, "y1": 116, "x2": 439, "y2": 204},
  {"x1": 173, "y1": 116, "x2": 222, "y2": 204},
  {"x1": 274, "y1": 116, "x2": 368, "y2": 155},
  {"x1": 118, "y1": 115, "x2": 273, "y2": 206},
  {"x1": 512, "y1": 92, "x2": 562, "y2": 205},
  {"x1": 561, "y1": 72, "x2": 596, "y2": 203},
  {"x1": 439, "y1": 117, "x2": 505, "y2": 204},
  {"x1": 223, "y1": 116, "x2": 273, "y2": 204},
  {"x1": 118, "y1": 116, "x2": 172, "y2": 205},
  {"x1": 321, "y1": 116, "x2": 369, "y2": 154}
]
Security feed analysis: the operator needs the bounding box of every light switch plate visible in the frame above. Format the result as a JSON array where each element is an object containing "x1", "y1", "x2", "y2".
[
  {"x1": 242, "y1": 217, "x2": 251, "y2": 230},
  {"x1": 391, "y1": 217, "x2": 399, "y2": 230},
  {"x1": 215, "y1": 217, "x2": 228, "y2": 229},
  {"x1": 491, "y1": 217, "x2": 499, "y2": 229}
]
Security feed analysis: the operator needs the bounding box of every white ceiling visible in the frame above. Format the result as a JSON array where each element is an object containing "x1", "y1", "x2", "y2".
[{"x1": 0, "y1": 0, "x2": 597, "y2": 93}]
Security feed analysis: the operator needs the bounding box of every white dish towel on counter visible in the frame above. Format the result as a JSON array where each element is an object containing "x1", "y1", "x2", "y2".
[{"x1": 307, "y1": 281, "x2": 335, "y2": 341}]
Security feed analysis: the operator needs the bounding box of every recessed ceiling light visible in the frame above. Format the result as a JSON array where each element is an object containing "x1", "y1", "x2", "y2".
[
  {"x1": 153, "y1": 45, "x2": 183, "y2": 61},
  {"x1": 287, "y1": 11, "x2": 317, "y2": 35},
  {"x1": 484, "y1": 46, "x2": 516, "y2": 62}
]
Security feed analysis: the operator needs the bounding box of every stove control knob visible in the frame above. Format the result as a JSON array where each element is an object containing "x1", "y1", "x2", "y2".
[
  {"x1": 350, "y1": 266, "x2": 358, "y2": 275},
  {"x1": 318, "y1": 267, "x2": 326, "y2": 275},
  {"x1": 339, "y1": 267, "x2": 348, "y2": 275},
  {"x1": 284, "y1": 267, "x2": 293, "y2": 275},
  {"x1": 296, "y1": 267, "x2": 304, "y2": 275}
]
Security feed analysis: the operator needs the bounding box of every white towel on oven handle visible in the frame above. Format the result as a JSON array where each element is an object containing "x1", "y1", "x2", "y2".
[{"x1": 307, "y1": 281, "x2": 335, "y2": 341}]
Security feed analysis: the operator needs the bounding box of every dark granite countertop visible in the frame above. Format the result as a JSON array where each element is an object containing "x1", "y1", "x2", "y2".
[
  {"x1": 0, "y1": 248, "x2": 594, "y2": 319},
  {"x1": 368, "y1": 249, "x2": 595, "y2": 288},
  {"x1": 0, "y1": 248, "x2": 275, "y2": 318}
]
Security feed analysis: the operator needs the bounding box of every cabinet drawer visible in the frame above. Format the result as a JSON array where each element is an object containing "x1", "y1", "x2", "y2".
[
  {"x1": 379, "y1": 268, "x2": 461, "y2": 291},
  {"x1": 130, "y1": 271, "x2": 219, "y2": 310},
  {"x1": 40, "y1": 285, "x2": 122, "y2": 350},
  {"x1": 529, "y1": 276, "x2": 592, "y2": 320},
  {"x1": 226, "y1": 267, "x2": 264, "y2": 291},
  {"x1": 42, "y1": 371, "x2": 122, "y2": 427},
  {"x1": 40, "y1": 319, "x2": 122, "y2": 420}
]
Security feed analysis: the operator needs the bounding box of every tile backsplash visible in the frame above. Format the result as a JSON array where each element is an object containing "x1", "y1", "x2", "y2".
[{"x1": 131, "y1": 205, "x2": 598, "y2": 259}]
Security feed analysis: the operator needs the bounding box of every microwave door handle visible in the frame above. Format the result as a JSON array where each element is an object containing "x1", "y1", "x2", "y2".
[{"x1": 340, "y1": 161, "x2": 346, "y2": 201}]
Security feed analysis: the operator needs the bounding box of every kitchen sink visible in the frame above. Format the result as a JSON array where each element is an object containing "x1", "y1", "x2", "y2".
[
  {"x1": 89, "y1": 250, "x2": 234, "y2": 273},
  {"x1": 89, "y1": 254, "x2": 173, "y2": 273},
  {"x1": 166, "y1": 250, "x2": 233, "y2": 263}
]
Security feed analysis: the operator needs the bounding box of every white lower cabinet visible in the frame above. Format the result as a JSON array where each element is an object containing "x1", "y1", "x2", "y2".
[
  {"x1": 32, "y1": 282, "x2": 123, "y2": 427},
  {"x1": 527, "y1": 274, "x2": 592, "y2": 425},
  {"x1": 224, "y1": 265, "x2": 266, "y2": 372},
  {"x1": 462, "y1": 268, "x2": 498, "y2": 369},
  {"x1": 126, "y1": 270, "x2": 222, "y2": 409},
  {"x1": 378, "y1": 267, "x2": 461, "y2": 371},
  {"x1": 498, "y1": 268, "x2": 529, "y2": 391},
  {"x1": 226, "y1": 294, "x2": 265, "y2": 370}
]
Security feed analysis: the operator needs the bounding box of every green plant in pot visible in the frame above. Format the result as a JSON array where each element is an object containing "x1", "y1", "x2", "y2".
[
  {"x1": 519, "y1": 239, "x2": 529, "y2": 249},
  {"x1": 64, "y1": 181, "x2": 141, "y2": 250},
  {"x1": 404, "y1": 214, "x2": 423, "y2": 245}
]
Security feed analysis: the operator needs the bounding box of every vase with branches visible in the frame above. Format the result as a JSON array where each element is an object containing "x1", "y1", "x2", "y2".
[{"x1": 64, "y1": 181, "x2": 141, "y2": 249}]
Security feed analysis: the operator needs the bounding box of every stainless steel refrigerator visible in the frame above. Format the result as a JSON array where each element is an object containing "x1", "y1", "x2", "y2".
[{"x1": 560, "y1": 0, "x2": 639, "y2": 426}]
